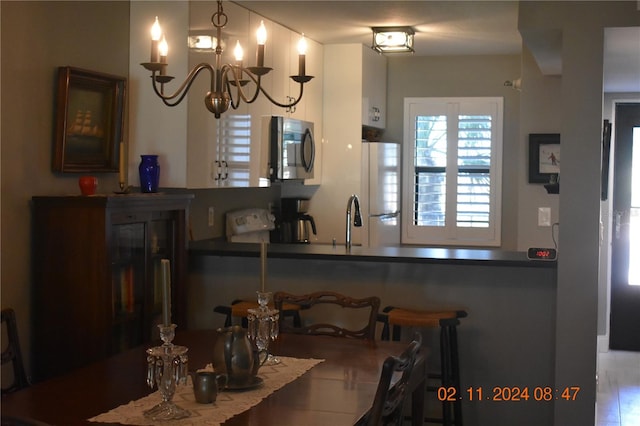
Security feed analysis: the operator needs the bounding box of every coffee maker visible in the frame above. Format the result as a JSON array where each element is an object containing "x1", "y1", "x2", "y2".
[{"x1": 279, "y1": 198, "x2": 317, "y2": 243}]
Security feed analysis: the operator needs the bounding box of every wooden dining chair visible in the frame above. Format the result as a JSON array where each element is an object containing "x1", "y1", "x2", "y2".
[
  {"x1": 272, "y1": 291, "x2": 380, "y2": 340},
  {"x1": 356, "y1": 334, "x2": 423, "y2": 426},
  {"x1": 377, "y1": 306, "x2": 467, "y2": 426},
  {"x1": 1, "y1": 308, "x2": 30, "y2": 395},
  {"x1": 213, "y1": 299, "x2": 303, "y2": 328}
]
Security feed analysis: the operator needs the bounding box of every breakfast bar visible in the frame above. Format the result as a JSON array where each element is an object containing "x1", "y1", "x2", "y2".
[
  {"x1": 188, "y1": 240, "x2": 558, "y2": 426},
  {"x1": 188, "y1": 240, "x2": 557, "y2": 267}
]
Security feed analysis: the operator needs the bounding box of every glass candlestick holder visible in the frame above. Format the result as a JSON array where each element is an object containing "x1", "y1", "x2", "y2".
[
  {"x1": 144, "y1": 324, "x2": 190, "y2": 421},
  {"x1": 248, "y1": 291, "x2": 280, "y2": 365},
  {"x1": 256, "y1": 291, "x2": 271, "y2": 311}
]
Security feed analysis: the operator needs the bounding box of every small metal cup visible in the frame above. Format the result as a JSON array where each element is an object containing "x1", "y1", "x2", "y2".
[{"x1": 192, "y1": 371, "x2": 227, "y2": 404}]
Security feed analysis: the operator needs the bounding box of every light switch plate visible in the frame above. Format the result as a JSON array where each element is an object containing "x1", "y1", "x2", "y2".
[{"x1": 538, "y1": 207, "x2": 551, "y2": 227}]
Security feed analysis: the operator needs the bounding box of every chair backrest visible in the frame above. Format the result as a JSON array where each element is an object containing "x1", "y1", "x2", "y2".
[
  {"x1": 1, "y1": 308, "x2": 30, "y2": 395},
  {"x1": 359, "y1": 334, "x2": 422, "y2": 426},
  {"x1": 272, "y1": 291, "x2": 380, "y2": 340}
]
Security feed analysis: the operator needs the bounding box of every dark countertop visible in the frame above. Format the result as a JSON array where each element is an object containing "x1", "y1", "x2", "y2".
[{"x1": 189, "y1": 239, "x2": 557, "y2": 268}]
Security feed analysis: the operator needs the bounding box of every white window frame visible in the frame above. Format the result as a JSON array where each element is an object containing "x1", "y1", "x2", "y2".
[{"x1": 402, "y1": 97, "x2": 503, "y2": 247}]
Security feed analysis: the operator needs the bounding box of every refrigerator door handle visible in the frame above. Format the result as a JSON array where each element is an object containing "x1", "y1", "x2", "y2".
[{"x1": 370, "y1": 211, "x2": 400, "y2": 220}]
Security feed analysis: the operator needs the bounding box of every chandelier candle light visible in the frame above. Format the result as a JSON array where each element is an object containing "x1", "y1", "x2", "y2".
[{"x1": 141, "y1": 0, "x2": 313, "y2": 118}]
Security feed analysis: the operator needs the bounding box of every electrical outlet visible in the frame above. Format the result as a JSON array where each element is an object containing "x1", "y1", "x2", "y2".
[
  {"x1": 208, "y1": 207, "x2": 215, "y2": 227},
  {"x1": 538, "y1": 207, "x2": 551, "y2": 227}
]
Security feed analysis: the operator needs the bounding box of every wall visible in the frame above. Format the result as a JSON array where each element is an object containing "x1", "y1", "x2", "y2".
[
  {"x1": 188, "y1": 187, "x2": 280, "y2": 241},
  {"x1": 517, "y1": 47, "x2": 562, "y2": 250},
  {"x1": 517, "y1": 2, "x2": 640, "y2": 425},
  {"x1": 0, "y1": 1, "x2": 130, "y2": 379},
  {"x1": 128, "y1": 1, "x2": 188, "y2": 188},
  {"x1": 386, "y1": 54, "x2": 522, "y2": 250}
]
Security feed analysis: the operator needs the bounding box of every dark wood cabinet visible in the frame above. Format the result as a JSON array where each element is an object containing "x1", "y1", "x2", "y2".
[{"x1": 31, "y1": 194, "x2": 193, "y2": 381}]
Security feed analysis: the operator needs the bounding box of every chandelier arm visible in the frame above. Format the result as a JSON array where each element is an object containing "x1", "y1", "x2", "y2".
[
  {"x1": 221, "y1": 65, "x2": 262, "y2": 108},
  {"x1": 257, "y1": 81, "x2": 305, "y2": 108},
  {"x1": 221, "y1": 68, "x2": 241, "y2": 110},
  {"x1": 243, "y1": 76, "x2": 262, "y2": 104},
  {"x1": 150, "y1": 63, "x2": 215, "y2": 106},
  {"x1": 224, "y1": 65, "x2": 304, "y2": 109}
]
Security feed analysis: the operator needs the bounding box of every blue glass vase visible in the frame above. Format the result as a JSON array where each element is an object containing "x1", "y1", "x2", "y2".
[{"x1": 139, "y1": 155, "x2": 160, "y2": 193}]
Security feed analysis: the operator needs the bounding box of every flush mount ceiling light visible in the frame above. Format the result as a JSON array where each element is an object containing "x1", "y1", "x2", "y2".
[
  {"x1": 371, "y1": 26, "x2": 415, "y2": 53},
  {"x1": 141, "y1": 0, "x2": 313, "y2": 118}
]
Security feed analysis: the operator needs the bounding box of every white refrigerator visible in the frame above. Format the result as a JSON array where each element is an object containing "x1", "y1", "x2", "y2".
[{"x1": 360, "y1": 142, "x2": 401, "y2": 247}]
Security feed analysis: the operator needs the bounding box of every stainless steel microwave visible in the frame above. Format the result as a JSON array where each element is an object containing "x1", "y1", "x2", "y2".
[{"x1": 263, "y1": 116, "x2": 315, "y2": 181}]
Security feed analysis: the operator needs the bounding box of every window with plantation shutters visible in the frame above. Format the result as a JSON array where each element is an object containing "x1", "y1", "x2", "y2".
[{"x1": 402, "y1": 98, "x2": 503, "y2": 246}]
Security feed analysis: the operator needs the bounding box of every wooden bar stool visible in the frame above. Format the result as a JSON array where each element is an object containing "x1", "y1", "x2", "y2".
[
  {"x1": 378, "y1": 306, "x2": 467, "y2": 426},
  {"x1": 214, "y1": 299, "x2": 303, "y2": 328}
]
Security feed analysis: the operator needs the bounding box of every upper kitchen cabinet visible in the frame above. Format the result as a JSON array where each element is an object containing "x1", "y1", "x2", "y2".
[
  {"x1": 274, "y1": 29, "x2": 324, "y2": 186},
  {"x1": 185, "y1": 2, "x2": 260, "y2": 188},
  {"x1": 362, "y1": 45, "x2": 387, "y2": 129},
  {"x1": 271, "y1": 24, "x2": 305, "y2": 120},
  {"x1": 270, "y1": 23, "x2": 324, "y2": 128},
  {"x1": 310, "y1": 44, "x2": 383, "y2": 243},
  {"x1": 301, "y1": 36, "x2": 324, "y2": 145}
]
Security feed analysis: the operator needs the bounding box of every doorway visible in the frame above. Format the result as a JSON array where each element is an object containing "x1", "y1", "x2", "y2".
[{"x1": 610, "y1": 103, "x2": 640, "y2": 351}]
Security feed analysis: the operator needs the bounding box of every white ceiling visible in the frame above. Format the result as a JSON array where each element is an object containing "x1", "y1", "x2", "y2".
[{"x1": 234, "y1": 1, "x2": 640, "y2": 93}]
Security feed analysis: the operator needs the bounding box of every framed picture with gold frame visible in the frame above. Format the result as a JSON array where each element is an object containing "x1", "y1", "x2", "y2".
[{"x1": 53, "y1": 67, "x2": 126, "y2": 173}]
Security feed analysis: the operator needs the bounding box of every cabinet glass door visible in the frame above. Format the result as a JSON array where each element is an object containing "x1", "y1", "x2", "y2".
[{"x1": 111, "y1": 222, "x2": 146, "y2": 352}]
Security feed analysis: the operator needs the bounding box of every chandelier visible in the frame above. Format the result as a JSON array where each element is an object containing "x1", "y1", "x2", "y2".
[{"x1": 140, "y1": 0, "x2": 314, "y2": 118}]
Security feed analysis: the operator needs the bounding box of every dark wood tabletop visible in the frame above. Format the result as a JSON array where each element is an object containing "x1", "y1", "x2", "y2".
[{"x1": 1, "y1": 330, "x2": 427, "y2": 426}]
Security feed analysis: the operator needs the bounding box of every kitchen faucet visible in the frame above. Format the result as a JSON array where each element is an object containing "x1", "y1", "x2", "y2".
[{"x1": 345, "y1": 194, "x2": 362, "y2": 250}]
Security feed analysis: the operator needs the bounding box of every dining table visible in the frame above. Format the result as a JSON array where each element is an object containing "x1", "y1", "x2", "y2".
[{"x1": 1, "y1": 330, "x2": 427, "y2": 426}]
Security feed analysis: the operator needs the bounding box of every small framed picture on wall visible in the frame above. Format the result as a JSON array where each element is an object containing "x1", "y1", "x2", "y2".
[{"x1": 528, "y1": 133, "x2": 560, "y2": 183}]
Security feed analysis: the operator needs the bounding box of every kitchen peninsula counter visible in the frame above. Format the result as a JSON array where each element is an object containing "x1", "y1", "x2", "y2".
[
  {"x1": 187, "y1": 239, "x2": 557, "y2": 426},
  {"x1": 189, "y1": 239, "x2": 556, "y2": 268}
]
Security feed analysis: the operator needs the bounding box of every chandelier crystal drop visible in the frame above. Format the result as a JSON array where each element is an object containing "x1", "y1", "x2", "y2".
[{"x1": 140, "y1": 0, "x2": 314, "y2": 118}]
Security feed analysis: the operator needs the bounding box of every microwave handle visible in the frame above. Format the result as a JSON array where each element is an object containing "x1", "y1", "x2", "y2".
[{"x1": 302, "y1": 128, "x2": 315, "y2": 173}]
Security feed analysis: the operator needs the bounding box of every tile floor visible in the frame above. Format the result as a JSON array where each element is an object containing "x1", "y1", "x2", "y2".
[{"x1": 596, "y1": 350, "x2": 640, "y2": 426}]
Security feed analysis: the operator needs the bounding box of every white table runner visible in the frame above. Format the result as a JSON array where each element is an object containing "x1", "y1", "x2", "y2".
[{"x1": 90, "y1": 356, "x2": 324, "y2": 426}]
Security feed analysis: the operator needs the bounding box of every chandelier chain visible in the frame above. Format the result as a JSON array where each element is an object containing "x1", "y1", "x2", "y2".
[{"x1": 212, "y1": 1, "x2": 227, "y2": 29}]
